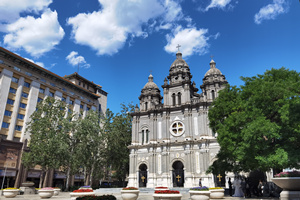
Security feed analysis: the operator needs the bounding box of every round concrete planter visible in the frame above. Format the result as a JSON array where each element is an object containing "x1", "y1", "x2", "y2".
[
  {"x1": 70, "y1": 192, "x2": 95, "y2": 200},
  {"x1": 3, "y1": 189, "x2": 19, "y2": 198},
  {"x1": 21, "y1": 182, "x2": 35, "y2": 187},
  {"x1": 189, "y1": 190, "x2": 210, "y2": 200},
  {"x1": 53, "y1": 188, "x2": 61, "y2": 196},
  {"x1": 153, "y1": 193, "x2": 182, "y2": 200},
  {"x1": 272, "y1": 178, "x2": 300, "y2": 200},
  {"x1": 38, "y1": 189, "x2": 54, "y2": 199},
  {"x1": 121, "y1": 189, "x2": 139, "y2": 200},
  {"x1": 210, "y1": 189, "x2": 224, "y2": 199}
]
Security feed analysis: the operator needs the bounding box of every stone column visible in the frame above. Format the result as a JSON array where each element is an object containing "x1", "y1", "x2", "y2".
[
  {"x1": 0, "y1": 69, "x2": 13, "y2": 128},
  {"x1": 7, "y1": 77, "x2": 24, "y2": 140},
  {"x1": 21, "y1": 81, "x2": 40, "y2": 142}
]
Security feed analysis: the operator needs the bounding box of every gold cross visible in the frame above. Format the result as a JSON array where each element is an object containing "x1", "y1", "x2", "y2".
[
  {"x1": 176, "y1": 175, "x2": 181, "y2": 182},
  {"x1": 141, "y1": 176, "x2": 146, "y2": 182},
  {"x1": 217, "y1": 174, "x2": 222, "y2": 182}
]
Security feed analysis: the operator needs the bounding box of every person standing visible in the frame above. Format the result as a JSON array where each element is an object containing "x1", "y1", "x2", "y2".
[
  {"x1": 199, "y1": 178, "x2": 202, "y2": 187},
  {"x1": 228, "y1": 178, "x2": 233, "y2": 196}
]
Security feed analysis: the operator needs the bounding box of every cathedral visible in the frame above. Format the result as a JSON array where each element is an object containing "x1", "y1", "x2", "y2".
[{"x1": 128, "y1": 50, "x2": 228, "y2": 188}]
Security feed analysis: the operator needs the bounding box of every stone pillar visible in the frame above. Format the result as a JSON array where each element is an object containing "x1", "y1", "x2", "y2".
[
  {"x1": 0, "y1": 69, "x2": 13, "y2": 128},
  {"x1": 7, "y1": 77, "x2": 24, "y2": 140},
  {"x1": 21, "y1": 81, "x2": 40, "y2": 142},
  {"x1": 83, "y1": 104, "x2": 87, "y2": 117},
  {"x1": 73, "y1": 99, "x2": 81, "y2": 115}
]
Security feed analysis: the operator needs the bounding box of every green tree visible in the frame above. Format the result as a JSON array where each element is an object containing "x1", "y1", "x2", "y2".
[
  {"x1": 22, "y1": 98, "x2": 71, "y2": 187},
  {"x1": 103, "y1": 103, "x2": 134, "y2": 184},
  {"x1": 208, "y1": 68, "x2": 300, "y2": 174}
]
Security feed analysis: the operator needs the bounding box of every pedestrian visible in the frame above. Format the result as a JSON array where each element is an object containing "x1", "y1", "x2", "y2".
[
  {"x1": 228, "y1": 177, "x2": 233, "y2": 196},
  {"x1": 199, "y1": 178, "x2": 202, "y2": 187}
]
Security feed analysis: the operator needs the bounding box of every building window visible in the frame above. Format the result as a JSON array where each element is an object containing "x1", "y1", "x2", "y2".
[
  {"x1": 25, "y1": 72, "x2": 32, "y2": 76},
  {"x1": 4, "y1": 110, "x2": 12, "y2": 117},
  {"x1": 13, "y1": 66, "x2": 21, "y2": 71},
  {"x1": 145, "y1": 102, "x2": 148, "y2": 110},
  {"x1": 69, "y1": 100, "x2": 74, "y2": 105},
  {"x1": 0, "y1": 59, "x2": 4, "y2": 64},
  {"x1": 78, "y1": 81, "x2": 81, "y2": 86},
  {"x1": 41, "y1": 78, "x2": 46, "y2": 83},
  {"x1": 80, "y1": 104, "x2": 84, "y2": 109},
  {"x1": 12, "y1": 77, "x2": 19, "y2": 83},
  {"x1": 87, "y1": 85, "x2": 89, "y2": 90},
  {"x1": 7, "y1": 99, "x2": 14, "y2": 105},
  {"x1": 22, "y1": 92, "x2": 29, "y2": 98},
  {"x1": 83, "y1": 83, "x2": 85, "y2": 87},
  {"x1": 20, "y1": 103, "x2": 27, "y2": 109},
  {"x1": 17, "y1": 113, "x2": 25, "y2": 120},
  {"x1": 178, "y1": 92, "x2": 182, "y2": 105},
  {"x1": 62, "y1": 97, "x2": 66, "y2": 102},
  {"x1": 169, "y1": 121, "x2": 185, "y2": 137},
  {"x1": 70, "y1": 91, "x2": 74, "y2": 95},
  {"x1": 211, "y1": 90, "x2": 215, "y2": 100},
  {"x1": 62, "y1": 88, "x2": 67, "y2": 92},
  {"x1": 39, "y1": 88, "x2": 45, "y2": 94},
  {"x1": 172, "y1": 93, "x2": 176, "y2": 106},
  {"x1": 49, "y1": 92, "x2": 54, "y2": 97},
  {"x1": 87, "y1": 107, "x2": 90, "y2": 111},
  {"x1": 9, "y1": 87, "x2": 17, "y2": 94},
  {"x1": 50, "y1": 82, "x2": 56, "y2": 87},
  {"x1": 2, "y1": 122, "x2": 10, "y2": 128},
  {"x1": 15, "y1": 125, "x2": 22, "y2": 131},
  {"x1": 141, "y1": 128, "x2": 149, "y2": 145},
  {"x1": 24, "y1": 82, "x2": 30, "y2": 88},
  {"x1": 37, "y1": 97, "x2": 43, "y2": 103}
]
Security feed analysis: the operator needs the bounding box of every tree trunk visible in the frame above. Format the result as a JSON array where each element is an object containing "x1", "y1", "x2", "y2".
[
  {"x1": 89, "y1": 164, "x2": 94, "y2": 187},
  {"x1": 43, "y1": 170, "x2": 49, "y2": 187},
  {"x1": 39, "y1": 171, "x2": 45, "y2": 188},
  {"x1": 65, "y1": 168, "x2": 70, "y2": 191}
]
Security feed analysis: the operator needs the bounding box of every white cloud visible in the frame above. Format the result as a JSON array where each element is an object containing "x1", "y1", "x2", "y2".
[
  {"x1": 164, "y1": 26, "x2": 211, "y2": 57},
  {"x1": 0, "y1": 0, "x2": 52, "y2": 24},
  {"x1": 3, "y1": 9, "x2": 65, "y2": 57},
  {"x1": 254, "y1": 0, "x2": 288, "y2": 24},
  {"x1": 67, "y1": 0, "x2": 184, "y2": 55},
  {"x1": 66, "y1": 51, "x2": 90, "y2": 69},
  {"x1": 205, "y1": 0, "x2": 232, "y2": 11}
]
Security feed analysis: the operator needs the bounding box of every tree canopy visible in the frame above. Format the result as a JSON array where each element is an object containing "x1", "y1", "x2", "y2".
[{"x1": 208, "y1": 68, "x2": 300, "y2": 174}]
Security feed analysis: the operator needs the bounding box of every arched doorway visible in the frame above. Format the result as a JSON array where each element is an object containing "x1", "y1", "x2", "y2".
[
  {"x1": 172, "y1": 161, "x2": 184, "y2": 187},
  {"x1": 138, "y1": 164, "x2": 147, "y2": 187}
]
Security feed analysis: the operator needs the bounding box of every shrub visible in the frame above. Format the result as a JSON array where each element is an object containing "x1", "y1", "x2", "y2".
[
  {"x1": 122, "y1": 187, "x2": 138, "y2": 190},
  {"x1": 190, "y1": 186, "x2": 209, "y2": 191},
  {"x1": 76, "y1": 195, "x2": 116, "y2": 200},
  {"x1": 154, "y1": 190, "x2": 180, "y2": 194},
  {"x1": 275, "y1": 171, "x2": 300, "y2": 177},
  {"x1": 73, "y1": 189, "x2": 93, "y2": 193},
  {"x1": 209, "y1": 187, "x2": 223, "y2": 190}
]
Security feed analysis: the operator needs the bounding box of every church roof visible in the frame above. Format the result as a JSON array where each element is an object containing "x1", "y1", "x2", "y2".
[
  {"x1": 170, "y1": 51, "x2": 189, "y2": 69},
  {"x1": 143, "y1": 74, "x2": 159, "y2": 90},
  {"x1": 204, "y1": 59, "x2": 222, "y2": 76}
]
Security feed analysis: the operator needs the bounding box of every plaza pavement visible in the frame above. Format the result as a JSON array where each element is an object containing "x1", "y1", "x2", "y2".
[{"x1": 0, "y1": 188, "x2": 279, "y2": 200}]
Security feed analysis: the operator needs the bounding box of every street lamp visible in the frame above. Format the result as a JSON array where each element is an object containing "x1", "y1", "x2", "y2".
[{"x1": 1, "y1": 156, "x2": 14, "y2": 191}]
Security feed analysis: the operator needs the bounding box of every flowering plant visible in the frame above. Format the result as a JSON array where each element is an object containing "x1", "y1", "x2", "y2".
[
  {"x1": 122, "y1": 187, "x2": 138, "y2": 190},
  {"x1": 155, "y1": 190, "x2": 180, "y2": 194},
  {"x1": 73, "y1": 189, "x2": 93, "y2": 193},
  {"x1": 190, "y1": 186, "x2": 209, "y2": 191},
  {"x1": 4, "y1": 188, "x2": 19, "y2": 190},
  {"x1": 209, "y1": 187, "x2": 223, "y2": 190},
  {"x1": 155, "y1": 187, "x2": 168, "y2": 189},
  {"x1": 275, "y1": 171, "x2": 300, "y2": 177},
  {"x1": 53, "y1": 187, "x2": 60, "y2": 189},
  {"x1": 80, "y1": 185, "x2": 91, "y2": 188},
  {"x1": 40, "y1": 187, "x2": 54, "y2": 190}
]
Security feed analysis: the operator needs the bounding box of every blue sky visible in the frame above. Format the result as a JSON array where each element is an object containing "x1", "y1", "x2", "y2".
[{"x1": 0, "y1": 0, "x2": 299, "y2": 114}]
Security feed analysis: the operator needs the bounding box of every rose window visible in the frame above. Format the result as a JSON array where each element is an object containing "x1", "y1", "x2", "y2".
[{"x1": 170, "y1": 121, "x2": 185, "y2": 137}]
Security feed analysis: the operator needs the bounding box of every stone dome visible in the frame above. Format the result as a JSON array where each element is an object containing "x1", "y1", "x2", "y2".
[
  {"x1": 170, "y1": 51, "x2": 189, "y2": 69},
  {"x1": 143, "y1": 74, "x2": 159, "y2": 90},
  {"x1": 204, "y1": 59, "x2": 222, "y2": 76}
]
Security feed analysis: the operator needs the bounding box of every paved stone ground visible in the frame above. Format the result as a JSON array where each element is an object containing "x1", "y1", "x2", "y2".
[{"x1": 0, "y1": 189, "x2": 279, "y2": 200}]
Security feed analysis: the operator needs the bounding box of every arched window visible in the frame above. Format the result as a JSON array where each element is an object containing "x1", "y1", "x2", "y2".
[
  {"x1": 145, "y1": 102, "x2": 148, "y2": 110},
  {"x1": 178, "y1": 92, "x2": 182, "y2": 105},
  {"x1": 172, "y1": 93, "x2": 176, "y2": 106},
  {"x1": 211, "y1": 90, "x2": 215, "y2": 100},
  {"x1": 141, "y1": 128, "x2": 149, "y2": 145}
]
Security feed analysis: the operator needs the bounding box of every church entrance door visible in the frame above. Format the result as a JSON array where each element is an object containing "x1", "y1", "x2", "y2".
[
  {"x1": 172, "y1": 161, "x2": 184, "y2": 187},
  {"x1": 139, "y1": 164, "x2": 147, "y2": 187}
]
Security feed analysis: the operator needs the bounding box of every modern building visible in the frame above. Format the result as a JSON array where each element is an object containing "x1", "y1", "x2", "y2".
[
  {"x1": 128, "y1": 50, "x2": 228, "y2": 188},
  {"x1": 0, "y1": 47, "x2": 107, "y2": 188}
]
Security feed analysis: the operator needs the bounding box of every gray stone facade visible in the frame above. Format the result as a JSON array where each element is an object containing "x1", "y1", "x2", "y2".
[{"x1": 128, "y1": 51, "x2": 228, "y2": 188}]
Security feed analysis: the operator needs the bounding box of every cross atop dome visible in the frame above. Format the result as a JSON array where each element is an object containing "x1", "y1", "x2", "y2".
[{"x1": 176, "y1": 44, "x2": 181, "y2": 52}]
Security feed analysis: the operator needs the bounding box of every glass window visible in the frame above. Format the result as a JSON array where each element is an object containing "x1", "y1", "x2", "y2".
[
  {"x1": 12, "y1": 77, "x2": 19, "y2": 83},
  {"x1": 25, "y1": 72, "x2": 32, "y2": 76},
  {"x1": 87, "y1": 107, "x2": 90, "y2": 111},
  {"x1": 62, "y1": 97, "x2": 66, "y2": 102},
  {"x1": 80, "y1": 104, "x2": 84, "y2": 109},
  {"x1": 17, "y1": 113, "x2": 25, "y2": 120},
  {"x1": 39, "y1": 88, "x2": 45, "y2": 94},
  {"x1": 62, "y1": 88, "x2": 67, "y2": 92},
  {"x1": 22, "y1": 92, "x2": 29, "y2": 98},
  {"x1": 50, "y1": 82, "x2": 56, "y2": 87},
  {"x1": 24, "y1": 82, "x2": 30, "y2": 88},
  {"x1": 13, "y1": 66, "x2": 21, "y2": 71},
  {"x1": 0, "y1": 59, "x2": 4, "y2": 64},
  {"x1": 41, "y1": 78, "x2": 46, "y2": 83},
  {"x1": 69, "y1": 100, "x2": 74, "y2": 105},
  {"x1": 20, "y1": 103, "x2": 27, "y2": 109},
  {"x1": 9, "y1": 87, "x2": 17, "y2": 94},
  {"x1": 15, "y1": 125, "x2": 22, "y2": 131},
  {"x1": 37, "y1": 97, "x2": 43, "y2": 103},
  {"x1": 2, "y1": 122, "x2": 10, "y2": 128},
  {"x1": 49, "y1": 92, "x2": 54, "y2": 97},
  {"x1": 4, "y1": 110, "x2": 12, "y2": 117},
  {"x1": 7, "y1": 99, "x2": 14, "y2": 105},
  {"x1": 70, "y1": 91, "x2": 74, "y2": 95}
]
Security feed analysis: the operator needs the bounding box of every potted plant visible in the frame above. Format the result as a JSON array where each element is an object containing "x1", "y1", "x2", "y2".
[
  {"x1": 79, "y1": 185, "x2": 93, "y2": 190},
  {"x1": 153, "y1": 190, "x2": 182, "y2": 200},
  {"x1": 209, "y1": 187, "x2": 225, "y2": 199},
  {"x1": 189, "y1": 186, "x2": 210, "y2": 200},
  {"x1": 70, "y1": 188, "x2": 95, "y2": 200},
  {"x1": 52, "y1": 187, "x2": 61, "y2": 195},
  {"x1": 2, "y1": 188, "x2": 19, "y2": 198},
  {"x1": 154, "y1": 186, "x2": 169, "y2": 191},
  {"x1": 38, "y1": 187, "x2": 54, "y2": 199},
  {"x1": 121, "y1": 187, "x2": 139, "y2": 200}
]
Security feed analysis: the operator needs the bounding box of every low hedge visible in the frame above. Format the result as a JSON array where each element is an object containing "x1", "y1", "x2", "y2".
[{"x1": 76, "y1": 195, "x2": 116, "y2": 200}]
